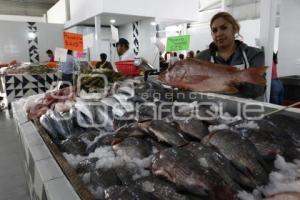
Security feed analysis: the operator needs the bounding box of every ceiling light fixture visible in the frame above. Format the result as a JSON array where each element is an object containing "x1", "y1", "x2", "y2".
[
  {"x1": 110, "y1": 19, "x2": 116, "y2": 24},
  {"x1": 28, "y1": 32, "x2": 36, "y2": 39},
  {"x1": 150, "y1": 21, "x2": 157, "y2": 26}
]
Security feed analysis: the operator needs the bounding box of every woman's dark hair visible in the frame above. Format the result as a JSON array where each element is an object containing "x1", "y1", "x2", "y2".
[
  {"x1": 67, "y1": 50, "x2": 73, "y2": 55},
  {"x1": 188, "y1": 51, "x2": 195, "y2": 58},
  {"x1": 100, "y1": 53, "x2": 107, "y2": 61},
  {"x1": 210, "y1": 12, "x2": 242, "y2": 39},
  {"x1": 46, "y1": 49, "x2": 53, "y2": 54},
  {"x1": 179, "y1": 54, "x2": 184, "y2": 60}
]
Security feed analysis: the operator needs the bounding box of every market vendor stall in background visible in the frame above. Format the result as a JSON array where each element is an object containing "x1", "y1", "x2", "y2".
[
  {"x1": 1, "y1": 0, "x2": 300, "y2": 200},
  {"x1": 0, "y1": 63, "x2": 59, "y2": 103}
]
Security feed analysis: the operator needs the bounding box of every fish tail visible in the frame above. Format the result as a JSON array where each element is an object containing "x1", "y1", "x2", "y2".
[{"x1": 238, "y1": 66, "x2": 268, "y2": 86}]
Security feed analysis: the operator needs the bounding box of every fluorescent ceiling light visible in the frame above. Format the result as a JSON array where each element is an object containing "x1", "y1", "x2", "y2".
[
  {"x1": 110, "y1": 19, "x2": 116, "y2": 24},
  {"x1": 150, "y1": 21, "x2": 157, "y2": 26},
  {"x1": 28, "y1": 32, "x2": 36, "y2": 39}
]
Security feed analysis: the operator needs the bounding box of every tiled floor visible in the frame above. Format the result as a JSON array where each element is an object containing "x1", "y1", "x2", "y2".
[{"x1": 0, "y1": 109, "x2": 30, "y2": 200}]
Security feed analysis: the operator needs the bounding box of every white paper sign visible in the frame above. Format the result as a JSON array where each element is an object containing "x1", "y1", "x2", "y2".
[
  {"x1": 111, "y1": 25, "x2": 119, "y2": 43},
  {"x1": 83, "y1": 33, "x2": 94, "y2": 49},
  {"x1": 54, "y1": 47, "x2": 67, "y2": 62}
]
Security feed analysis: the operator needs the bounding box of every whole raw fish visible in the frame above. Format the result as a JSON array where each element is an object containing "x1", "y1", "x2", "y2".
[{"x1": 159, "y1": 59, "x2": 267, "y2": 93}]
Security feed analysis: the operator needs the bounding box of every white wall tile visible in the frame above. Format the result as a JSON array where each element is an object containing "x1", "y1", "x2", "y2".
[{"x1": 44, "y1": 177, "x2": 81, "y2": 200}]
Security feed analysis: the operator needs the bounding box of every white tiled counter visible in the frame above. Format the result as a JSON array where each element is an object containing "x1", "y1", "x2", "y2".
[
  {"x1": 1, "y1": 73, "x2": 59, "y2": 103},
  {"x1": 12, "y1": 100, "x2": 81, "y2": 200}
]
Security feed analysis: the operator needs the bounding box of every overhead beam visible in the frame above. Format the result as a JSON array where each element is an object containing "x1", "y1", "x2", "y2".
[
  {"x1": 0, "y1": 1, "x2": 55, "y2": 16},
  {"x1": 259, "y1": 0, "x2": 277, "y2": 102},
  {"x1": 199, "y1": 0, "x2": 221, "y2": 12}
]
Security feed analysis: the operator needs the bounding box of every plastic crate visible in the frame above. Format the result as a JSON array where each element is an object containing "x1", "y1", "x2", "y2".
[
  {"x1": 115, "y1": 60, "x2": 140, "y2": 76},
  {"x1": 47, "y1": 62, "x2": 58, "y2": 68},
  {"x1": 282, "y1": 100, "x2": 300, "y2": 108},
  {"x1": 279, "y1": 76, "x2": 300, "y2": 100}
]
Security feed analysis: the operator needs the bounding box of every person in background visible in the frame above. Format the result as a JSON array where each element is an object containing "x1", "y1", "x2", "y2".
[
  {"x1": 196, "y1": 50, "x2": 201, "y2": 58},
  {"x1": 115, "y1": 38, "x2": 135, "y2": 61},
  {"x1": 46, "y1": 49, "x2": 55, "y2": 62},
  {"x1": 179, "y1": 54, "x2": 184, "y2": 60},
  {"x1": 159, "y1": 52, "x2": 164, "y2": 62},
  {"x1": 59, "y1": 50, "x2": 77, "y2": 87},
  {"x1": 164, "y1": 52, "x2": 172, "y2": 62},
  {"x1": 197, "y1": 12, "x2": 265, "y2": 99},
  {"x1": 159, "y1": 52, "x2": 168, "y2": 72},
  {"x1": 270, "y1": 52, "x2": 284, "y2": 105},
  {"x1": 96, "y1": 53, "x2": 113, "y2": 70},
  {"x1": 187, "y1": 50, "x2": 195, "y2": 58},
  {"x1": 169, "y1": 52, "x2": 180, "y2": 65}
]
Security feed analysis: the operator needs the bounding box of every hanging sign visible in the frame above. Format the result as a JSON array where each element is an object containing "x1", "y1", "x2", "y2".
[
  {"x1": 166, "y1": 35, "x2": 190, "y2": 52},
  {"x1": 54, "y1": 47, "x2": 67, "y2": 62},
  {"x1": 63, "y1": 32, "x2": 83, "y2": 51},
  {"x1": 111, "y1": 25, "x2": 119, "y2": 43}
]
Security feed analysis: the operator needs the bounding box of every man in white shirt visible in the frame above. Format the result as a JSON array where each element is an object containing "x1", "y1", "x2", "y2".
[
  {"x1": 59, "y1": 50, "x2": 77, "y2": 88},
  {"x1": 115, "y1": 38, "x2": 135, "y2": 61}
]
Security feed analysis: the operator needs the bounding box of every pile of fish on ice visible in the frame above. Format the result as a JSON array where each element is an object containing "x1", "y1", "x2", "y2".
[{"x1": 24, "y1": 77, "x2": 300, "y2": 200}]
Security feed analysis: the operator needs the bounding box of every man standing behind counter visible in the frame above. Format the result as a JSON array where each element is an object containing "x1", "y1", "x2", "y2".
[
  {"x1": 59, "y1": 50, "x2": 77, "y2": 87},
  {"x1": 115, "y1": 38, "x2": 135, "y2": 61}
]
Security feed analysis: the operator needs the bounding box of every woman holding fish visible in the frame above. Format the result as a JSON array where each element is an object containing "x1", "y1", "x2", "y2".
[{"x1": 196, "y1": 12, "x2": 265, "y2": 99}]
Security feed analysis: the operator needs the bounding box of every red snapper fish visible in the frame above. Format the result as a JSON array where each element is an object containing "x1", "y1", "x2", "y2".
[{"x1": 159, "y1": 59, "x2": 267, "y2": 94}]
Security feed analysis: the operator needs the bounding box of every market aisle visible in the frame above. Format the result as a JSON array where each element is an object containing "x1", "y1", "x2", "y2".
[{"x1": 0, "y1": 110, "x2": 30, "y2": 200}]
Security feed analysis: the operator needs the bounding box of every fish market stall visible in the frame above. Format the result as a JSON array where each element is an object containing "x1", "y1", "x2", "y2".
[
  {"x1": 0, "y1": 63, "x2": 59, "y2": 103},
  {"x1": 11, "y1": 55, "x2": 300, "y2": 200},
  {"x1": 12, "y1": 75, "x2": 300, "y2": 200}
]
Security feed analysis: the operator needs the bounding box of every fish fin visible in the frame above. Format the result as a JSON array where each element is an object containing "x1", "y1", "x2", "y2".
[
  {"x1": 231, "y1": 160, "x2": 252, "y2": 178},
  {"x1": 222, "y1": 85, "x2": 239, "y2": 94},
  {"x1": 111, "y1": 138, "x2": 123, "y2": 145},
  {"x1": 232, "y1": 168, "x2": 257, "y2": 190},
  {"x1": 237, "y1": 66, "x2": 268, "y2": 86}
]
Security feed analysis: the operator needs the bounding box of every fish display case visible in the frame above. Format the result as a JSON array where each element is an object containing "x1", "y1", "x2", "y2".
[
  {"x1": 12, "y1": 98, "x2": 82, "y2": 200},
  {"x1": 12, "y1": 78, "x2": 300, "y2": 200}
]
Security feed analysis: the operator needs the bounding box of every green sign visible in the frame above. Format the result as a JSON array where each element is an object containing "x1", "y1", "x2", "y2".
[{"x1": 166, "y1": 35, "x2": 190, "y2": 52}]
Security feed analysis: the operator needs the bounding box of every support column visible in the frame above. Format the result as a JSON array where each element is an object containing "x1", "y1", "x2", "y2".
[
  {"x1": 94, "y1": 15, "x2": 102, "y2": 60},
  {"x1": 259, "y1": 0, "x2": 277, "y2": 102},
  {"x1": 221, "y1": 0, "x2": 227, "y2": 12},
  {"x1": 65, "y1": 0, "x2": 70, "y2": 21}
]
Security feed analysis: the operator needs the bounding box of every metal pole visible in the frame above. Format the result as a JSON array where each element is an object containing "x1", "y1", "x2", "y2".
[
  {"x1": 94, "y1": 15, "x2": 102, "y2": 60},
  {"x1": 259, "y1": 0, "x2": 277, "y2": 102}
]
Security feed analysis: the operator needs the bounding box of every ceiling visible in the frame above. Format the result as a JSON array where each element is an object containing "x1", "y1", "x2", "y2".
[
  {"x1": 0, "y1": 0, "x2": 59, "y2": 16},
  {"x1": 198, "y1": 0, "x2": 261, "y2": 11},
  {"x1": 79, "y1": 13, "x2": 152, "y2": 27}
]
